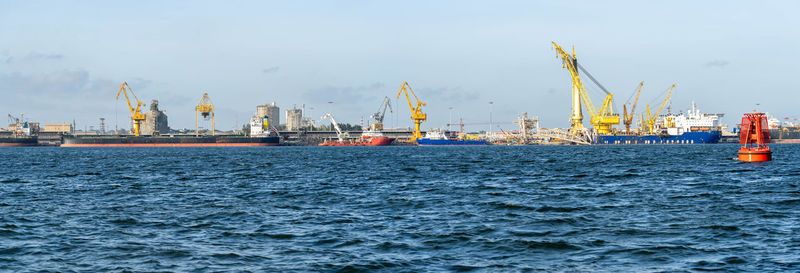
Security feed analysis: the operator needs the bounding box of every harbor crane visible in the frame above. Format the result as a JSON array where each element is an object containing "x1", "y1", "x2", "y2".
[
  {"x1": 320, "y1": 113, "x2": 349, "y2": 143},
  {"x1": 369, "y1": 96, "x2": 393, "y2": 131},
  {"x1": 645, "y1": 83, "x2": 676, "y2": 134},
  {"x1": 7, "y1": 114, "x2": 20, "y2": 125},
  {"x1": 116, "y1": 81, "x2": 146, "y2": 136},
  {"x1": 195, "y1": 93, "x2": 215, "y2": 136},
  {"x1": 552, "y1": 41, "x2": 619, "y2": 135},
  {"x1": 622, "y1": 81, "x2": 644, "y2": 133},
  {"x1": 397, "y1": 81, "x2": 426, "y2": 140}
]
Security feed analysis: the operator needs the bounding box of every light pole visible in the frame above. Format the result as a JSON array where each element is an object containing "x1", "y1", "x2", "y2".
[
  {"x1": 308, "y1": 107, "x2": 315, "y2": 130},
  {"x1": 327, "y1": 102, "x2": 333, "y2": 131},
  {"x1": 489, "y1": 101, "x2": 494, "y2": 134},
  {"x1": 448, "y1": 107, "x2": 453, "y2": 131}
]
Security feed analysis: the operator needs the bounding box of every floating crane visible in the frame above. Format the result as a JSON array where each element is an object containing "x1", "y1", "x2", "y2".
[
  {"x1": 116, "y1": 81, "x2": 146, "y2": 136},
  {"x1": 369, "y1": 96, "x2": 393, "y2": 131},
  {"x1": 195, "y1": 93, "x2": 215, "y2": 136},
  {"x1": 320, "y1": 113, "x2": 349, "y2": 143},
  {"x1": 552, "y1": 41, "x2": 619, "y2": 135},
  {"x1": 622, "y1": 81, "x2": 644, "y2": 133},
  {"x1": 397, "y1": 82, "x2": 426, "y2": 140},
  {"x1": 645, "y1": 83, "x2": 676, "y2": 134}
]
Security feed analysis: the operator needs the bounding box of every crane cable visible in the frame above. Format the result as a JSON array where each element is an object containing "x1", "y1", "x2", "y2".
[
  {"x1": 576, "y1": 63, "x2": 611, "y2": 95},
  {"x1": 647, "y1": 85, "x2": 673, "y2": 105},
  {"x1": 624, "y1": 83, "x2": 640, "y2": 105}
]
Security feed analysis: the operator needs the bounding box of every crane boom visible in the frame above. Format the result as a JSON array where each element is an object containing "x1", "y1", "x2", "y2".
[
  {"x1": 623, "y1": 81, "x2": 644, "y2": 132},
  {"x1": 320, "y1": 113, "x2": 348, "y2": 142},
  {"x1": 646, "y1": 83, "x2": 676, "y2": 134},
  {"x1": 397, "y1": 82, "x2": 426, "y2": 140},
  {"x1": 116, "y1": 81, "x2": 146, "y2": 136},
  {"x1": 552, "y1": 41, "x2": 619, "y2": 135},
  {"x1": 369, "y1": 96, "x2": 393, "y2": 131}
]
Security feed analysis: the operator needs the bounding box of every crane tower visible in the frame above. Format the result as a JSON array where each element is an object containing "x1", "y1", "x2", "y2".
[
  {"x1": 195, "y1": 93, "x2": 215, "y2": 136},
  {"x1": 116, "y1": 82, "x2": 146, "y2": 136},
  {"x1": 397, "y1": 82, "x2": 426, "y2": 140},
  {"x1": 369, "y1": 96, "x2": 393, "y2": 131},
  {"x1": 552, "y1": 41, "x2": 619, "y2": 135}
]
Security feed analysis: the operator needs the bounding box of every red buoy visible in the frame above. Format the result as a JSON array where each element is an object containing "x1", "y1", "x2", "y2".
[{"x1": 738, "y1": 113, "x2": 772, "y2": 162}]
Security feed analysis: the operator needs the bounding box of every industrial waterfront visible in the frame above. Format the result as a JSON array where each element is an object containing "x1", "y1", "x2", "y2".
[
  {"x1": 1, "y1": 145, "x2": 798, "y2": 271},
  {"x1": 4, "y1": 68, "x2": 800, "y2": 147},
  {"x1": 4, "y1": 40, "x2": 800, "y2": 147},
  {"x1": 2, "y1": 1, "x2": 798, "y2": 272}
]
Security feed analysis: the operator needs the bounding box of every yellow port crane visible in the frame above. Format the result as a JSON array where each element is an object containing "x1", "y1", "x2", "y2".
[
  {"x1": 397, "y1": 81, "x2": 426, "y2": 140},
  {"x1": 552, "y1": 41, "x2": 619, "y2": 135},
  {"x1": 645, "y1": 83, "x2": 676, "y2": 134},
  {"x1": 116, "y1": 81, "x2": 146, "y2": 136},
  {"x1": 622, "y1": 81, "x2": 644, "y2": 133},
  {"x1": 195, "y1": 92, "x2": 215, "y2": 136}
]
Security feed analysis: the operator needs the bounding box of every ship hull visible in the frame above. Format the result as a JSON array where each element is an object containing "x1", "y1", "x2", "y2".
[
  {"x1": 593, "y1": 131, "x2": 721, "y2": 144},
  {"x1": 318, "y1": 136, "x2": 395, "y2": 146},
  {"x1": 61, "y1": 135, "x2": 279, "y2": 147},
  {"x1": 416, "y1": 138, "x2": 487, "y2": 146},
  {"x1": 0, "y1": 137, "x2": 38, "y2": 147}
]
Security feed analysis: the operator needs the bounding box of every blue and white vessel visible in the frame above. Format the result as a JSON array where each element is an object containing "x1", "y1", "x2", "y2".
[
  {"x1": 416, "y1": 129, "x2": 487, "y2": 146},
  {"x1": 594, "y1": 102, "x2": 723, "y2": 144}
]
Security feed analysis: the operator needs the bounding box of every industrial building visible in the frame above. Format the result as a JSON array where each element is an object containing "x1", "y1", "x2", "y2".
[
  {"x1": 257, "y1": 102, "x2": 280, "y2": 128},
  {"x1": 42, "y1": 123, "x2": 72, "y2": 133},
  {"x1": 140, "y1": 100, "x2": 170, "y2": 135},
  {"x1": 286, "y1": 107, "x2": 303, "y2": 131}
]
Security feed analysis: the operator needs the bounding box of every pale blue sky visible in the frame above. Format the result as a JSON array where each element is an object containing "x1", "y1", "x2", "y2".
[{"x1": 1, "y1": 1, "x2": 798, "y2": 131}]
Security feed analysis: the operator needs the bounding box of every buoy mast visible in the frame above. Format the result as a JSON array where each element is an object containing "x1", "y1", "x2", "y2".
[{"x1": 738, "y1": 113, "x2": 772, "y2": 162}]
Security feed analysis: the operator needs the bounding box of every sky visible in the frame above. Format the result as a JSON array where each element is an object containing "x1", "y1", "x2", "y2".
[{"x1": 1, "y1": 0, "x2": 798, "y2": 132}]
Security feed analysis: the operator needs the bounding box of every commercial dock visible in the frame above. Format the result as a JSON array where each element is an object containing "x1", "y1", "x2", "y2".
[{"x1": 1, "y1": 42, "x2": 795, "y2": 147}]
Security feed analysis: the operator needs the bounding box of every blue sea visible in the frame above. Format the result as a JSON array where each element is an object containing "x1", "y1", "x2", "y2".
[{"x1": 1, "y1": 145, "x2": 798, "y2": 272}]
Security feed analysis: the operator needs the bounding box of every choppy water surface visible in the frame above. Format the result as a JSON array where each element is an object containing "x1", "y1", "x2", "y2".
[{"x1": 1, "y1": 145, "x2": 798, "y2": 272}]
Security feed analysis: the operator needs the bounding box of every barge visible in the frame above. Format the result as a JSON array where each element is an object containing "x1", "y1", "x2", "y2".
[{"x1": 61, "y1": 135, "x2": 279, "y2": 147}]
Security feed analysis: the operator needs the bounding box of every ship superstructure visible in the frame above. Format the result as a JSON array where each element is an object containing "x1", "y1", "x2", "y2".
[{"x1": 658, "y1": 101, "x2": 723, "y2": 135}]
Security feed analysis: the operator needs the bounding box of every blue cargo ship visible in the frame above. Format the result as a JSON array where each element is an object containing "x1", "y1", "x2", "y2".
[
  {"x1": 416, "y1": 138, "x2": 487, "y2": 146},
  {"x1": 594, "y1": 102, "x2": 723, "y2": 144},
  {"x1": 593, "y1": 131, "x2": 721, "y2": 144},
  {"x1": 416, "y1": 129, "x2": 487, "y2": 146}
]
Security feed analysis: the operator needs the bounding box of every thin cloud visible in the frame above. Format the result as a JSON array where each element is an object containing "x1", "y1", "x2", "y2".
[
  {"x1": 4, "y1": 52, "x2": 64, "y2": 63},
  {"x1": 704, "y1": 60, "x2": 729, "y2": 68},
  {"x1": 302, "y1": 82, "x2": 385, "y2": 104},
  {"x1": 416, "y1": 86, "x2": 480, "y2": 103},
  {"x1": 25, "y1": 52, "x2": 63, "y2": 61},
  {"x1": 0, "y1": 69, "x2": 126, "y2": 99},
  {"x1": 262, "y1": 66, "x2": 280, "y2": 74}
]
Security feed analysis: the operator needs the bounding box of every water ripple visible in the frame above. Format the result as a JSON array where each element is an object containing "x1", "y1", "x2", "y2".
[{"x1": 0, "y1": 145, "x2": 798, "y2": 271}]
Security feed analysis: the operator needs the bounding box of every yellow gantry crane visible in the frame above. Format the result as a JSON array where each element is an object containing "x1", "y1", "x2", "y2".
[
  {"x1": 116, "y1": 81, "x2": 146, "y2": 136},
  {"x1": 645, "y1": 83, "x2": 676, "y2": 134},
  {"x1": 195, "y1": 93, "x2": 215, "y2": 136},
  {"x1": 622, "y1": 81, "x2": 644, "y2": 133},
  {"x1": 552, "y1": 41, "x2": 619, "y2": 135},
  {"x1": 397, "y1": 81, "x2": 426, "y2": 140}
]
